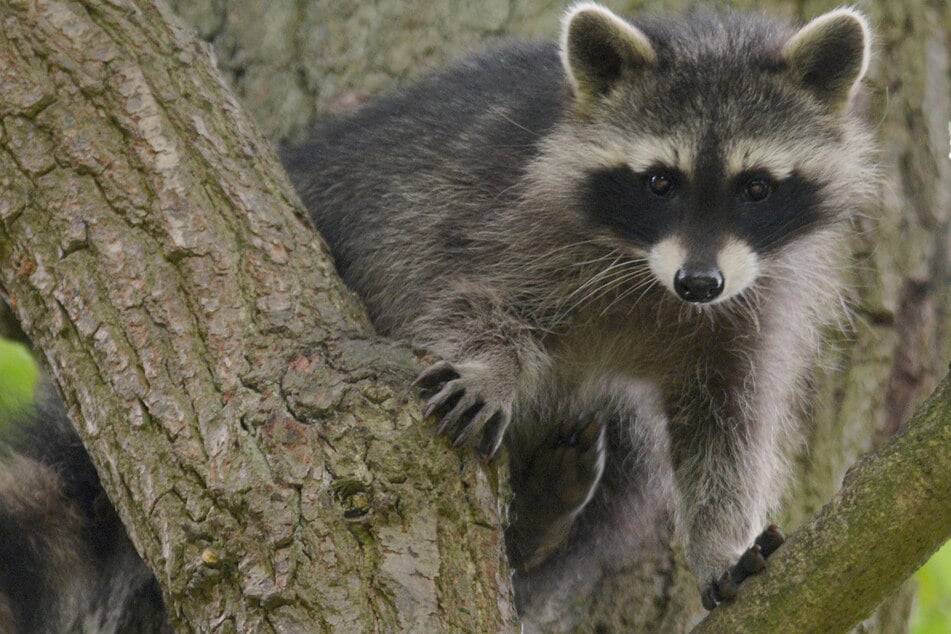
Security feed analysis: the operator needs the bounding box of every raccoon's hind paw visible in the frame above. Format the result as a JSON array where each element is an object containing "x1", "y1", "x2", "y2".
[
  {"x1": 414, "y1": 359, "x2": 513, "y2": 458},
  {"x1": 700, "y1": 524, "x2": 786, "y2": 610},
  {"x1": 507, "y1": 414, "x2": 607, "y2": 571}
]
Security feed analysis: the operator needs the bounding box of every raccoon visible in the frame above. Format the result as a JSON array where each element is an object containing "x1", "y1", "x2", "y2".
[
  {"x1": 282, "y1": 0, "x2": 875, "y2": 619},
  {"x1": 0, "y1": 2, "x2": 875, "y2": 630}
]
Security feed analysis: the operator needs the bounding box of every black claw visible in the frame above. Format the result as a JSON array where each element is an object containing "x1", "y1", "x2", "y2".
[
  {"x1": 755, "y1": 524, "x2": 785, "y2": 558},
  {"x1": 716, "y1": 570, "x2": 738, "y2": 601},
  {"x1": 445, "y1": 402, "x2": 483, "y2": 446},
  {"x1": 413, "y1": 361, "x2": 459, "y2": 391},
  {"x1": 477, "y1": 411, "x2": 508, "y2": 459},
  {"x1": 436, "y1": 413, "x2": 456, "y2": 436},
  {"x1": 736, "y1": 544, "x2": 766, "y2": 576},
  {"x1": 703, "y1": 525, "x2": 785, "y2": 611},
  {"x1": 445, "y1": 398, "x2": 479, "y2": 431},
  {"x1": 451, "y1": 426, "x2": 472, "y2": 447},
  {"x1": 477, "y1": 432, "x2": 502, "y2": 459},
  {"x1": 424, "y1": 379, "x2": 465, "y2": 422}
]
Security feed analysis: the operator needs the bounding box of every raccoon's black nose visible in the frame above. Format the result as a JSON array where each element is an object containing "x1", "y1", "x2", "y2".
[{"x1": 674, "y1": 267, "x2": 724, "y2": 303}]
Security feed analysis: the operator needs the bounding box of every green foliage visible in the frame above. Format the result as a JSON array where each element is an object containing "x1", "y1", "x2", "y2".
[
  {"x1": 912, "y1": 540, "x2": 951, "y2": 634},
  {"x1": 0, "y1": 338, "x2": 36, "y2": 429}
]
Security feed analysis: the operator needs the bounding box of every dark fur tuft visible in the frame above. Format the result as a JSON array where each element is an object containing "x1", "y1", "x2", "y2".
[{"x1": 0, "y1": 383, "x2": 170, "y2": 634}]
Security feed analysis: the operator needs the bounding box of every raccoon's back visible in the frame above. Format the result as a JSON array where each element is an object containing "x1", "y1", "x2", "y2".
[{"x1": 282, "y1": 43, "x2": 567, "y2": 334}]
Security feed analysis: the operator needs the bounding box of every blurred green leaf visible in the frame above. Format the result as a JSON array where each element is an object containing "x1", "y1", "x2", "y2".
[
  {"x1": 0, "y1": 338, "x2": 37, "y2": 429},
  {"x1": 912, "y1": 540, "x2": 951, "y2": 634}
]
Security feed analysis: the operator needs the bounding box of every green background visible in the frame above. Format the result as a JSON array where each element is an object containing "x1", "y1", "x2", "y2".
[{"x1": 0, "y1": 339, "x2": 947, "y2": 629}]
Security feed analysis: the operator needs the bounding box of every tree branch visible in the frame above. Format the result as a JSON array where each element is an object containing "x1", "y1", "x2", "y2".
[{"x1": 694, "y1": 370, "x2": 951, "y2": 633}]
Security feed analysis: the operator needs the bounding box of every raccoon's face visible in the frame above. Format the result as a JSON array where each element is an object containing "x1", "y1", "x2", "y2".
[
  {"x1": 549, "y1": 3, "x2": 872, "y2": 305},
  {"x1": 581, "y1": 153, "x2": 828, "y2": 304}
]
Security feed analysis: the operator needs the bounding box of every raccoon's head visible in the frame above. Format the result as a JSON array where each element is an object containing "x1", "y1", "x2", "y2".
[{"x1": 539, "y1": 3, "x2": 874, "y2": 306}]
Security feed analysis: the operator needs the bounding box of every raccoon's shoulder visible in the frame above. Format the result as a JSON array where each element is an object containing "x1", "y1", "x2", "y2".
[
  {"x1": 283, "y1": 42, "x2": 569, "y2": 183},
  {"x1": 323, "y1": 42, "x2": 566, "y2": 148}
]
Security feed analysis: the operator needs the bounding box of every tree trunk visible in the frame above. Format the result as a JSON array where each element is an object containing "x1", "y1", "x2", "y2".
[
  {"x1": 0, "y1": 1, "x2": 513, "y2": 631},
  {"x1": 0, "y1": 0, "x2": 948, "y2": 632}
]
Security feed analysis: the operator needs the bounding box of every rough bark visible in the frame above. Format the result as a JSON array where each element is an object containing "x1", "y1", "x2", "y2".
[
  {"x1": 0, "y1": 0, "x2": 947, "y2": 632},
  {"x1": 0, "y1": 1, "x2": 513, "y2": 632}
]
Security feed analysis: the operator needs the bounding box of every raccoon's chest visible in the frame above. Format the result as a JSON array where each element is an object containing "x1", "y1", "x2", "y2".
[
  {"x1": 544, "y1": 305, "x2": 689, "y2": 378},
  {"x1": 539, "y1": 306, "x2": 756, "y2": 411}
]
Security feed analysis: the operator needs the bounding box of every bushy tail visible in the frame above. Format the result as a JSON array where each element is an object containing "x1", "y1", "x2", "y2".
[{"x1": 0, "y1": 382, "x2": 170, "y2": 633}]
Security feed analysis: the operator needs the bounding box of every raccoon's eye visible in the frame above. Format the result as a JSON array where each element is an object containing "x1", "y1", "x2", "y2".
[
  {"x1": 744, "y1": 178, "x2": 772, "y2": 202},
  {"x1": 647, "y1": 173, "x2": 675, "y2": 197}
]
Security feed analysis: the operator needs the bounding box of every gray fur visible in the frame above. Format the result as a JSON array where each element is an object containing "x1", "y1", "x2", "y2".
[{"x1": 285, "y1": 4, "x2": 875, "y2": 623}]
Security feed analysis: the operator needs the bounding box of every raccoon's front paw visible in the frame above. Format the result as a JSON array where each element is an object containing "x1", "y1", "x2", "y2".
[
  {"x1": 413, "y1": 359, "x2": 515, "y2": 458},
  {"x1": 701, "y1": 525, "x2": 786, "y2": 610}
]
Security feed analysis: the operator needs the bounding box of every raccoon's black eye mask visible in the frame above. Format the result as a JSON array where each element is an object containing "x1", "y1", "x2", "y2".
[
  {"x1": 581, "y1": 164, "x2": 679, "y2": 245},
  {"x1": 581, "y1": 162, "x2": 825, "y2": 253},
  {"x1": 733, "y1": 172, "x2": 826, "y2": 253}
]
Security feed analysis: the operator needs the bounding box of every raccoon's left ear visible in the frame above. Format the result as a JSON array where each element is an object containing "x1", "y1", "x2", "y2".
[
  {"x1": 560, "y1": 2, "x2": 656, "y2": 106},
  {"x1": 782, "y1": 8, "x2": 871, "y2": 109}
]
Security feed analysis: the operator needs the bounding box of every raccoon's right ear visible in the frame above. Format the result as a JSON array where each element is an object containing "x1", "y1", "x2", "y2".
[
  {"x1": 560, "y1": 3, "x2": 655, "y2": 106},
  {"x1": 782, "y1": 8, "x2": 871, "y2": 109}
]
